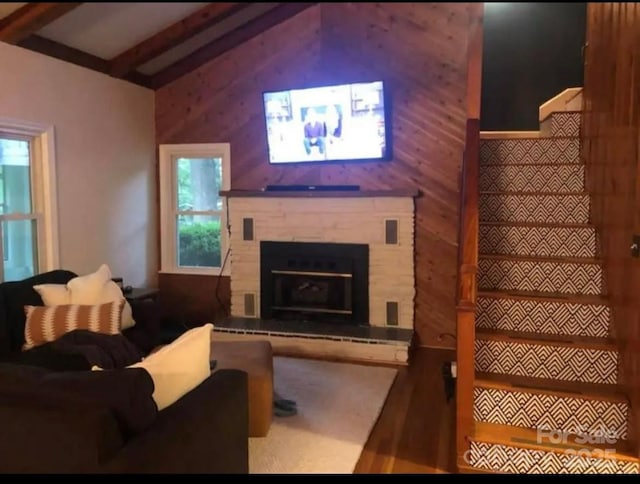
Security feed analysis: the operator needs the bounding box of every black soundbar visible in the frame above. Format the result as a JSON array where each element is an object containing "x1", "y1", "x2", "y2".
[{"x1": 264, "y1": 184, "x2": 360, "y2": 192}]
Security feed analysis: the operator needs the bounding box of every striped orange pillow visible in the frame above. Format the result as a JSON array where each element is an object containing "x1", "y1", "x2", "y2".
[{"x1": 23, "y1": 300, "x2": 124, "y2": 350}]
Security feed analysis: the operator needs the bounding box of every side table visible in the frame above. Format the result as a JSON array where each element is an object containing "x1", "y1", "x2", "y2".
[{"x1": 125, "y1": 287, "x2": 159, "y2": 303}]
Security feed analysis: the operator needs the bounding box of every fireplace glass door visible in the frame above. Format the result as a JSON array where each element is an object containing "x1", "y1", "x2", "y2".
[{"x1": 271, "y1": 269, "x2": 352, "y2": 318}]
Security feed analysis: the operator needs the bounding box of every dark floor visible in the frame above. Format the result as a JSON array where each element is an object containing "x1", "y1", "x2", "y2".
[
  {"x1": 162, "y1": 320, "x2": 457, "y2": 473},
  {"x1": 353, "y1": 347, "x2": 457, "y2": 473}
]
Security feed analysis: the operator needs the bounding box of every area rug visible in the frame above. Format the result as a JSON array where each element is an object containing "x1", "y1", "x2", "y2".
[{"x1": 249, "y1": 356, "x2": 398, "y2": 474}]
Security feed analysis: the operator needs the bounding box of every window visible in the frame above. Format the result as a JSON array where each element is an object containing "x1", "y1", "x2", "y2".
[
  {"x1": 0, "y1": 120, "x2": 59, "y2": 283},
  {"x1": 159, "y1": 143, "x2": 231, "y2": 275}
]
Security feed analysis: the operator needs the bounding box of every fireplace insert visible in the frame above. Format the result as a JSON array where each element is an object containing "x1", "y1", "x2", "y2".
[{"x1": 260, "y1": 241, "x2": 369, "y2": 325}]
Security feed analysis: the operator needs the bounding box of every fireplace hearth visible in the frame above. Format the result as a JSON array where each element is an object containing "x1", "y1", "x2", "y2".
[{"x1": 260, "y1": 241, "x2": 369, "y2": 325}]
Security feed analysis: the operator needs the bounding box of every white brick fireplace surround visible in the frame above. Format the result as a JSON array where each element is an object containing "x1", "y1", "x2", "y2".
[{"x1": 216, "y1": 188, "x2": 418, "y2": 364}]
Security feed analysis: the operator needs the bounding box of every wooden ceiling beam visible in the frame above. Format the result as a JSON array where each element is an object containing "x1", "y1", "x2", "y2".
[
  {"x1": 151, "y1": 3, "x2": 317, "y2": 89},
  {"x1": 0, "y1": 3, "x2": 83, "y2": 44},
  {"x1": 109, "y1": 3, "x2": 249, "y2": 79},
  {"x1": 18, "y1": 35, "x2": 151, "y2": 89}
]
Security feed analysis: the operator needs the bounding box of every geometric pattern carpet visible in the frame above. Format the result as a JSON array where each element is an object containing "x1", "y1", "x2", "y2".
[
  {"x1": 476, "y1": 296, "x2": 610, "y2": 338},
  {"x1": 479, "y1": 224, "x2": 597, "y2": 258},
  {"x1": 473, "y1": 387, "x2": 628, "y2": 439},
  {"x1": 468, "y1": 441, "x2": 639, "y2": 474},
  {"x1": 479, "y1": 193, "x2": 591, "y2": 224},
  {"x1": 478, "y1": 258, "x2": 603, "y2": 295},
  {"x1": 474, "y1": 339, "x2": 618, "y2": 384},
  {"x1": 468, "y1": 109, "x2": 633, "y2": 473}
]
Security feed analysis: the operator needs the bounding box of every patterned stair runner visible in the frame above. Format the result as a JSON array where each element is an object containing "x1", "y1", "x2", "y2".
[
  {"x1": 479, "y1": 223, "x2": 597, "y2": 258},
  {"x1": 468, "y1": 110, "x2": 638, "y2": 473},
  {"x1": 479, "y1": 137, "x2": 579, "y2": 165},
  {"x1": 474, "y1": 331, "x2": 618, "y2": 385},
  {"x1": 478, "y1": 255, "x2": 603, "y2": 295},
  {"x1": 479, "y1": 193, "x2": 590, "y2": 224},
  {"x1": 476, "y1": 291, "x2": 609, "y2": 338},
  {"x1": 474, "y1": 379, "x2": 628, "y2": 439},
  {"x1": 551, "y1": 111, "x2": 581, "y2": 137}
]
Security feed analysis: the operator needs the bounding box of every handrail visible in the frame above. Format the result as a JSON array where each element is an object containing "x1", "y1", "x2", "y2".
[
  {"x1": 539, "y1": 87, "x2": 583, "y2": 123},
  {"x1": 456, "y1": 118, "x2": 480, "y2": 463}
]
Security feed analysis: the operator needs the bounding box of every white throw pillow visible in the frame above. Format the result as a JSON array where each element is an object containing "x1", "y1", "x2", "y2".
[
  {"x1": 66, "y1": 263, "x2": 113, "y2": 303},
  {"x1": 33, "y1": 284, "x2": 72, "y2": 306},
  {"x1": 35, "y1": 264, "x2": 136, "y2": 330},
  {"x1": 97, "y1": 324, "x2": 213, "y2": 411}
]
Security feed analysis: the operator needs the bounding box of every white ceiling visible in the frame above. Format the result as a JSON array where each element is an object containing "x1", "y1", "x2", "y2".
[
  {"x1": 1, "y1": 2, "x2": 287, "y2": 78},
  {"x1": 37, "y1": 3, "x2": 209, "y2": 60},
  {"x1": 138, "y1": 3, "x2": 280, "y2": 75},
  {"x1": 0, "y1": 3, "x2": 26, "y2": 20}
]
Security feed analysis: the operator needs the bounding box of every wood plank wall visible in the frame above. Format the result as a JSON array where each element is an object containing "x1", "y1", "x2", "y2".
[
  {"x1": 155, "y1": 3, "x2": 480, "y2": 348},
  {"x1": 582, "y1": 2, "x2": 640, "y2": 456}
]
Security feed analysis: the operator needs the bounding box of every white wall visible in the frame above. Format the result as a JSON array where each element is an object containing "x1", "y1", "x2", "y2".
[{"x1": 0, "y1": 42, "x2": 157, "y2": 287}]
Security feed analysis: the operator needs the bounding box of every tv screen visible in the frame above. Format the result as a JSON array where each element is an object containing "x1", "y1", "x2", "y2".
[{"x1": 262, "y1": 80, "x2": 391, "y2": 165}]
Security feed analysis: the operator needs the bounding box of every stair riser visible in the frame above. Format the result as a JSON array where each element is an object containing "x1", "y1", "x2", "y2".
[
  {"x1": 474, "y1": 339, "x2": 618, "y2": 384},
  {"x1": 478, "y1": 259, "x2": 603, "y2": 295},
  {"x1": 551, "y1": 112, "x2": 582, "y2": 137},
  {"x1": 480, "y1": 138, "x2": 580, "y2": 165},
  {"x1": 474, "y1": 387, "x2": 628, "y2": 440},
  {"x1": 467, "y1": 442, "x2": 639, "y2": 474},
  {"x1": 476, "y1": 297, "x2": 610, "y2": 338},
  {"x1": 479, "y1": 165, "x2": 584, "y2": 193},
  {"x1": 479, "y1": 195, "x2": 590, "y2": 224},
  {"x1": 479, "y1": 226, "x2": 597, "y2": 258}
]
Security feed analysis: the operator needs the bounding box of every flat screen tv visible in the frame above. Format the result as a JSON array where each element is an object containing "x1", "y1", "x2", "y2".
[{"x1": 262, "y1": 80, "x2": 391, "y2": 165}]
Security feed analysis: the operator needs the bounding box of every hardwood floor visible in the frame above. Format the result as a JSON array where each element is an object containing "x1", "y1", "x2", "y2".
[{"x1": 354, "y1": 347, "x2": 457, "y2": 473}]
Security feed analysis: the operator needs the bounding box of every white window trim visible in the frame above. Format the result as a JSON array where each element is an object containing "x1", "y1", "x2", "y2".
[
  {"x1": 158, "y1": 143, "x2": 231, "y2": 276},
  {"x1": 0, "y1": 118, "x2": 60, "y2": 273}
]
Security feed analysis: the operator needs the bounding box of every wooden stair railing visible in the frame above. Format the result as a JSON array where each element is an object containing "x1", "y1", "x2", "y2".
[{"x1": 456, "y1": 118, "x2": 480, "y2": 467}]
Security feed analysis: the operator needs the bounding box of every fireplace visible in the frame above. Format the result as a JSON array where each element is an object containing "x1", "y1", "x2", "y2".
[{"x1": 260, "y1": 241, "x2": 369, "y2": 325}]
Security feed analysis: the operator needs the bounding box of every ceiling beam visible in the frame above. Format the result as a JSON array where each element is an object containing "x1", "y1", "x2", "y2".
[
  {"x1": 151, "y1": 3, "x2": 317, "y2": 90},
  {"x1": 109, "y1": 3, "x2": 249, "y2": 79},
  {"x1": 18, "y1": 35, "x2": 151, "y2": 89},
  {"x1": 0, "y1": 3, "x2": 83, "y2": 44}
]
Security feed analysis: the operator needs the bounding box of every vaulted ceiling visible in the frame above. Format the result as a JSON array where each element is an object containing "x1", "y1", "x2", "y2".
[{"x1": 0, "y1": 2, "x2": 316, "y2": 89}]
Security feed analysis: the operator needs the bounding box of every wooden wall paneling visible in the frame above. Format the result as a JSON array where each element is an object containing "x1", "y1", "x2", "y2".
[
  {"x1": 158, "y1": 273, "x2": 230, "y2": 327},
  {"x1": 582, "y1": 2, "x2": 640, "y2": 456},
  {"x1": 156, "y1": 3, "x2": 479, "y2": 349},
  {"x1": 456, "y1": 2, "x2": 483, "y2": 464}
]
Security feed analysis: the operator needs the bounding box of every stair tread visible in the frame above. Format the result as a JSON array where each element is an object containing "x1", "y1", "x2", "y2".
[
  {"x1": 480, "y1": 253, "x2": 601, "y2": 265},
  {"x1": 480, "y1": 191, "x2": 588, "y2": 196},
  {"x1": 475, "y1": 372, "x2": 628, "y2": 402},
  {"x1": 478, "y1": 289, "x2": 609, "y2": 306},
  {"x1": 551, "y1": 110, "x2": 582, "y2": 115},
  {"x1": 472, "y1": 422, "x2": 639, "y2": 462},
  {"x1": 475, "y1": 328, "x2": 616, "y2": 350},
  {"x1": 457, "y1": 458, "x2": 503, "y2": 474},
  {"x1": 480, "y1": 162, "x2": 584, "y2": 167},
  {"x1": 481, "y1": 135, "x2": 579, "y2": 141},
  {"x1": 480, "y1": 221, "x2": 594, "y2": 229}
]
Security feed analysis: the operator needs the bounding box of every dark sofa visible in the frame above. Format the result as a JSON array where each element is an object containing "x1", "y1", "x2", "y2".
[{"x1": 0, "y1": 270, "x2": 249, "y2": 473}]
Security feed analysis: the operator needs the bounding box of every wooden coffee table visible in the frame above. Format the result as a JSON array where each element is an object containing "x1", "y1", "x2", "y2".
[{"x1": 210, "y1": 339, "x2": 273, "y2": 438}]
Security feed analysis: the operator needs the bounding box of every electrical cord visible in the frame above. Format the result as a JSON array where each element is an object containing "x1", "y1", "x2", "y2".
[
  {"x1": 214, "y1": 246, "x2": 231, "y2": 319},
  {"x1": 213, "y1": 200, "x2": 232, "y2": 320}
]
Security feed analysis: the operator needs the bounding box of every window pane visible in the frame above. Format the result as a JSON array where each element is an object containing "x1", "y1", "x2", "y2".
[
  {"x1": 175, "y1": 157, "x2": 222, "y2": 211},
  {"x1": 0, "y1": 138, "x2": 32, "y2": 214},
  {"x1": 0, "y1": 166, "x2": 3, "y2": 215},
  {"x1": 177, "y1": 214, "x2": 221, "y2": 268},
  {"x1": 2, "y1": 219, "x2": 37, "y2": 281}
]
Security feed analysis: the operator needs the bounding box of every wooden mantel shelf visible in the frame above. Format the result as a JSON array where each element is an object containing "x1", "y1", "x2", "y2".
[{"x1": 219, "y1": 188, "x2": 421, "y2": 198}]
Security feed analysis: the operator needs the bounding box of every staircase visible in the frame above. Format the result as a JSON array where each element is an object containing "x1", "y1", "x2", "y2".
[{"x1": 464, "y1": 104, "x2": 640, "y2": 473}]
